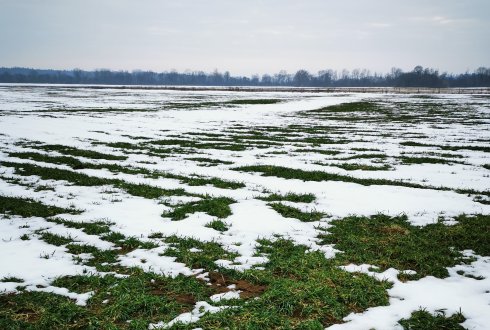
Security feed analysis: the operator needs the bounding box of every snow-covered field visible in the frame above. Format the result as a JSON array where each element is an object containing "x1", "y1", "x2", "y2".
[{"x1": 0, "y1": 85, "x2": 489, "y2": 329}]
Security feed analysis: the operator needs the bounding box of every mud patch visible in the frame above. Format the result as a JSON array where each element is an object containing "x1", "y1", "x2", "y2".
[{"x1": 207, "y1": 271, "x2": 267, "y2": 299}]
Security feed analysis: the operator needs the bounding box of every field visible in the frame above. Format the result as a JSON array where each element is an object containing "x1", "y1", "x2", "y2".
[{"x1": 0, "y1": 85, "x2": 489, "y2": 329}]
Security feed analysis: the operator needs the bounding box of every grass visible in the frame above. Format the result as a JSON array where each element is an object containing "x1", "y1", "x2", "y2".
[
  {"x1": 69, "y1": 232, "x2": 158, "y2": 272},
  {"x1": 1, "y1": 96, "x2": 488, "y2": 328},
  {"x1": 163, "y1": 236, "x2": 239, "y2": 270},
  {"x1": 162, "y1": 98, "x2": 281, "y2": 110},
  {"x1": 39, "y1": 232, "x2": 75, "y2": 246},
  {"x1": 101, "y1": 233, "x2": 158, "y2": 250},
  {"x1": 162, "y1": 197, "x2": 235, "y2": 221},
  {"x1": 318, "y1": 214, "x2": 490, "y2": 280},
  {"x1": 226, "y1": 99, "x2": 281, "y2": 105},
  {"x1": 65, "y1": 244, "x2": 100, "y2": 256},
  {"x1": 0, "y1": 195, "x2": 81, "y2": 218},
  {"x1": 400, "y1": 156, "x2": 453, "y2": 165},
  {"x1": 19, "y1": 143, "x2": 128, "y2": 161},
  {"x1": 8, "y1": 152, "x2": 245, "y2": 190},
  {"x1": 1, "y1": 213, "x2": 480, "y2": 328},
  {"x1": 9, "y1": 152, "x2": 88, "y2": 169},
  {"x1": 173, "y1": 239, "x2": 391, "y2": 329},
  {"x1": 269, "y1": 203, "x2": 324, "y2": 222},
  {"x1": 2, "y1": 162, "x2": 243, "y2": 221},
  {"x1": 398, "y1": 309, "x2": 466, "y2": 330},
  {"x1": 400, "y1": 141, "x2": 490, "y2": 153},
  {"x1": 233, "y1": 165, "x2": 427, "y2": 189},
  {"x1": 294, "y1": 148, "x2": 341, "y2": 156},
  {"x1": 47, "y1": 218, "x2": 113, "y2": 236},
  {"x1": 312, "y1": 101, "x2": 381, "y2": 113},
  {"x1": 205, "y1": 220, "x2": 229, "y2": 232},
  {"x1": 186, "y1": 157, "x2": 233, "y2": 166},
  {"x1": 2, "y1": 161, "x2": 115, "y2": 186},
  {"x1": 327, "y1": 163, "x2": 392, "y2": 171},
  {"x1": 259, "y1": 192, "x2": 316, "y2": 203},
  {"x1": 181, "y1": 176, "x2": 244, "y2": 189},
  {"x1": 0, "y1": 277, "x2": 23, "y2": 283},
  {"x1": 148, "y1": 138, "x2": 248, "y2": 151},
  {"x1": 2, "y1": 161, "x2": 191, "y2": 199},
  {"x1": 340, "y1": 153, "x2": 388, "y2": 160},
  {"x1": 233, "y1": 164, "x2": 490, "y2": 201},
  {"x1": 0, "y1": 271, "x2": 213, "y2": 329}
]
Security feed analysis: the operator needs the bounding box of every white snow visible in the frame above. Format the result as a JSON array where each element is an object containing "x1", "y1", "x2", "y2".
[
  {"x1": 148, "y1": 301, "x2": 233, "y2": 329},
  {"x1": 332, "y1": 255, "x2": 490, "y2": 330}
]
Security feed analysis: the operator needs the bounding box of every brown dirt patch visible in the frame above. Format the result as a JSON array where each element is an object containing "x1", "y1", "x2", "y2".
[{"x1": 207, "y1": 271, "x2": 266, "y2": 299}]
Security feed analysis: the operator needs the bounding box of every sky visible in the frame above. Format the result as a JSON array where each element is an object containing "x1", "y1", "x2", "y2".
[{"x1": 0, "y1": 0, "x2": 489, "y2": 75}]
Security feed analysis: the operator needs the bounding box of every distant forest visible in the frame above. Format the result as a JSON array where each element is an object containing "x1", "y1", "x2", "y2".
[{"x1": 1, "y1": 66, "x2": 489, "y2": 88}]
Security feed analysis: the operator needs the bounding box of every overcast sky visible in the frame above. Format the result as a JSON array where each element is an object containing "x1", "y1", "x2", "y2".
[{"x1": 0, "y1": 0, "x2": 489, "y2": 75}]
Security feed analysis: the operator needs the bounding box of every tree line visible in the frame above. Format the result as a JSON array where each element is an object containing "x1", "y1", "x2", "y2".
[{"x1": 0, "y1": 66, "x2": 489, "y2": 87}]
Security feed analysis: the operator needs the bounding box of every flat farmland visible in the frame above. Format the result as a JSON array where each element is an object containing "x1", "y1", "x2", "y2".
[{"x1": 0, "y1": 85, "x2": 489, "y2": 329}]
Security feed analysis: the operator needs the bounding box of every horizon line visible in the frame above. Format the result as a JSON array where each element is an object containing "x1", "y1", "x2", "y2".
[{"x1": 2, "y1": 65, "x2": 489, "y2": 77}]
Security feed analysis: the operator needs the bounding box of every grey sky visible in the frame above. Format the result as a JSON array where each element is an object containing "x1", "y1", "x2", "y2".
[{"x1": 0, "y1": 0, "x2": 488, "y2": 75}]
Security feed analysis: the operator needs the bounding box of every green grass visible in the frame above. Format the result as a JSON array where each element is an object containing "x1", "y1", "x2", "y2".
[
  {"x1": 173, "y1": 239, "x2": 391, "y2": 329},
  {"x1": 205, "y1": 220, "x2": 229, "y2": 232},
  {"x1": 65, "y1": 244, "x2": 100, "y2": 256},
  {"x1": 294, "y1": 148, "x2": 341, "y2": 156},
  {"x1": 327, "y1": 163, "x2": 392, "y2": 171},
  {"x1": 2, "y1": 161, "x2": 115, "y2": 186},
  {"x1": 2, "y1": 161, "x2": 191, "y2": 200},
  {"x1": 8, "y1": 152, "x2": 244, "y2": 190},
  {"x1": 400, "y1": 141, "x2": 490, "y2": 153},
  {"x1": 39, "y1": 232, "x2": 75, "y2": 246},
  {"x1": 9, "y1": 152, "x2": 88, "y2": 169},
  {"x1": 66, "y1": 231, "x2": 159, "y2": 272},
  {"x1": 3, "y1": 215, "x2": 476, "y2": 329},
  {"x1": 181, "y1": 176, "x2": 244, "y2": 189},
  {"x1": 340, "y1": 153, "x2": 388, "y2": 160},
  {"x1": 400, "y1": 156, "x2": 453, "y2": 165},
  {"x1": 25, "y1": 143, "x2": 128, "y2": 160},
  {"x1": 312, "y1": 101, "x2": 381, "y2": 113},
  {"x1": 186, "y1": 157, "x2": 233, "y2": 166},
  {"x1": 0, "y1": 271, "x2": 213, "y2": 329},
  {"x1": 101, "y1": 233, "x2": 158, "y2": 251},
  {"x1": 318, "y1": 214, "x2": 490, "y2": 280},
  {"x1": 47, "y1": 218, "x2": 113, "y2": 235},
  {"x1": 3, "y1": 164, "x2": 241, "y2": 223},
  {"x1": 226, "y1": 99, "x2": 281, "y2": 105},
  {"x1": 162, "y1": 197, "x2": 235, "y2": 221},
  {"x1": 233, "y1": 165, "x2": 428, "y2": 189},
  {"x1": 0, "y1": 195, "x2": 81, "y2": 218},
  {"x1": 268, "y1": 203, "x2": 324, "y2": 222},
  {"x1": 398, "y1": 309, "x2": 466, "y2": 330},
  {"x1": 0, "y1": 291, "x2": 90, "y2": 329},
  {"x1": 118, "y1": 181, "x2": 189, "y2": 199},
  {"x1": 259, "y1": 192, "x2": 316, "y2": 203},
  {"x1": 0, "y1": 277, "x2": 23, "y2": 283},
  {"x1": 233, "y1": 164, "x2": 490, "y2": 201},
  {"x1": 163, "y1": 236, "x2": 239, "y2": 270},
  {"x1": 2, "y1": 98, "x2": 488, "y2": 329},
  {"x1": 148, "y1": 138, "x2": 248, "y2": 151},
  {"x1": 162, "y1": 98, "x2": 280, "y2": 110}
]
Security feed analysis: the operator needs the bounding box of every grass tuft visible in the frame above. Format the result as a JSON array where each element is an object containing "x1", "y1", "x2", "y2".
[
  {"x1": 162, "y1": 197, "x2": 235, "y2": 221},
  {"x1": 0, "y1": 195, "x2": 81, "y2": 218},
  {"x1": 205, "y1": 220, "x2": 229, "y2": 232},
  {"x1": 269, "y1": 203, "x2": 324, "y2": 222},
  {"x1": 260, "y1": 192, "x2": 316, "y2": 203},
  {"x1": 398, "y1": 309, "x2": 466, "y2": 330}
]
